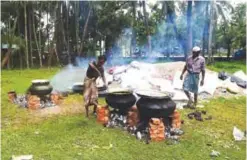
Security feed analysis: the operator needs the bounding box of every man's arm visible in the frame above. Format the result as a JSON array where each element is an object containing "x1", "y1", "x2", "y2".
[
  {"x1": 180, "y1": 64, "x2": 187, "y2": 80},
  {"x1": 200, "y1": 59, "x2": 206, "y2": 86},
  {"x1": 201, "y1": 70, "x2": 205, "y2": 85}
]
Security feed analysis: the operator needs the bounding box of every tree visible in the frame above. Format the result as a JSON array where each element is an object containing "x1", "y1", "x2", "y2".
[
  {"x1": 24, "y1": 2, "x2": 29, "y2": 68},
  {"x1": 187, "y1": 1, "x2": 192, "y2": 55},
  {"x1": 142, "y1": 0, "x2": 151, "y2": 54},
  {"x1": 79, "y1": 3, "x2": 92, "y2": 56},
  {"x1": 1, "y1": 17, "x2": 25, "y2": 68},
  {"x1": 216, "y1": 3, "x2": 246, "y2": 59},
  {"x1": 207, "y1": 0, "x2": 233, "y2": 63}
]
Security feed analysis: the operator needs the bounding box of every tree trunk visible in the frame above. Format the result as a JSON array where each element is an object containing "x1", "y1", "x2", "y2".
[
  {"x1": 66, "y1": 2, "x2": 71, "y2": 64},
  {"x1": 1, "y1": 48, "x2": 12, "y2": 68},
  {"x1": 227, "y1": 44, "x2": 231, "y2": 60},
  {"x1": 79, "y1": 7, "x2": 92, "y2": 56},
  {"x1": 19, "y1": 51, "x2": 23, "y2": 69},
  {"x1": 48, "y1": 48, "x2": 54, "y2": 68},
  {"x1": 39, "y1": 6, "x2": 43, "y2": 67},
  {"x1": 24, "y1": 2, "x2": 30, "y2": 69},
  {"x1": 55, "y1": 2, "x2": 61, "y2": 65},
  {"x1": 131, "y1": 1, "x2": 136, "y2": 56},
  {"x1": 32, "y1": 9, "x2": 43, "y2": 68},
  {"x1": 29, "y1": 7, "x2": 33, "y2": 67},
  {"x1": 47, "y1": 3, "x2": 49, "y2": 53},
  {"x1": 187, "y1": 1, "x2": 192, "y2": 55},
  {"x1": 208, "y1": 0, "x2": 215, "y2": 64},
  {"x1": 166, "y1": 3, "x2": 187, "y2": 58},
  {"x1": 142, "y1": 1, "x2": 151, "y2": 54},
  {"x1": 202, "y1": 2, "x2": 209, "y2": 57},
  {"x1": 75, "y1": 1, "x2": 79, "y2": 54},
  {"x1": 2, "y1": 15, "x2": 17, "y2": 69}
]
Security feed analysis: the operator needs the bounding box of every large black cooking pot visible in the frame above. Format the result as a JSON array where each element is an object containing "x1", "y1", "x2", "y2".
[
  {"x1": 28, "y1": 79, "x2": 53, "y2": 96},
  {"x1": 105, "y1": 91, "x2": 136, "y2": 113},
  {"x1": 72, "y1": 83, "x2": 107, "y2": 93},
  {"x1": 136, "y1": 90, "x2": 176, "y2": 119}
]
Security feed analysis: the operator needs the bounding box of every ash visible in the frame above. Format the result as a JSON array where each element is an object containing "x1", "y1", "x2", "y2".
[
  {"x1": 13, "y1": 95, "x2": 28, "y2": 108},
  {"x1": 135, "y1": 126, "x2": 184, "y2": 144},
  {"x1": 13, "y1": 94, "x2": 55, "y2": 109},
  {"x1": 104, "y1": 110, "x2": 184, "y2": 144},
  {"x1": 105, "y1": 110, "x2": 128, "y2": 130}
]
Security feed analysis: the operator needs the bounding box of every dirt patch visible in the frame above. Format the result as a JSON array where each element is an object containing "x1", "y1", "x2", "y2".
[{"x1": 30, "y1": 101, "x2": 85, "y2": 118}]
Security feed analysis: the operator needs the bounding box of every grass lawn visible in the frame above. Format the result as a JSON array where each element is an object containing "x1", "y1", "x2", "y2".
[
  {"x1": 207, "y1": 60, "x2": 246, "y2": 74},
  {"x1": 1, "y1": 61, "x2": 246, "y2": 160}
]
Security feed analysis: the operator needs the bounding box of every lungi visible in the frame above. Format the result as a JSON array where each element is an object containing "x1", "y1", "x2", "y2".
[
  {"x1": 83, "y1": 77, "x2": 98, "y2": 106},
  {"x1": 183, "y1": 72, "x2": 200, "y2": 94}
]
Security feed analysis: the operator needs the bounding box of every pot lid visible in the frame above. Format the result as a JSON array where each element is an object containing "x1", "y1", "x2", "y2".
[
  {"x1": 135, "y1": 89, "x2": 170, "y2": 99},
  {"x1": 32, "y1": 79, "x2": 49, "y2": 83}
]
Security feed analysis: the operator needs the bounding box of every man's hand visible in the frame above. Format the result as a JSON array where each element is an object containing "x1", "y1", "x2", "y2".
[
  {"x1": 180, "y1": 75, "x2": 183, "y2": 80},
  {"x1": 200, "y1": 80, "x2": 204, "y2": 86}
]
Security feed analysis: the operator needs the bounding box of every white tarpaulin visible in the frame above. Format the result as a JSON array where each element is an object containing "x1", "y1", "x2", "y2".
[
  {"x1": 198, "y1": 71, "x2": 218, "y2": 95},
  {"x1": 233, "y1": 70, "x2": 247, "y2": 81},
  {"x1": 172, "y1": 70, "x2": 219, "y2": 95}
]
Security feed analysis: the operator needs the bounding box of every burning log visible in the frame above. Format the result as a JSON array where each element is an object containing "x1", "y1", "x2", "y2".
[
  {"x1": 149, "y1": 118, "x2": 165, "y2": 142},
  {"x1": 97, "y1": 105, "x2": 110, "y2": 125}
]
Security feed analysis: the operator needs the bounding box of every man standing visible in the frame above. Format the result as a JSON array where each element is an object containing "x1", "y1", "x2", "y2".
[
  {"x1": 180, "y1": 46, "x2": 205, "y2": 108},
  {"x1": 84, "y1": 55, "x2": 107, "y2": 117}
]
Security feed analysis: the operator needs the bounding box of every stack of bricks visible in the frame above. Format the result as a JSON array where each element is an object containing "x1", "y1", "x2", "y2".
[
  {"x1": 171, "y1": 110, "x2": 181, "y2": 129},
  {"x1": 127, "y1": 105, "x2": 139, "y2": 127},
  {"x1": 27, "y1": 95, "x2": 40, "y2": 110},
  {"x1": 149, "y1": 118, "x2": 165, "y2": 142},
  {"x1": 50, "y1": 93, "x2": 62, "y2": 105},
  {"x1": 7, "y1": 91, "x2": 17, "y2": 103},
  {"x1": 96, "y1": 105, "x2": 110, "y2": 125}
]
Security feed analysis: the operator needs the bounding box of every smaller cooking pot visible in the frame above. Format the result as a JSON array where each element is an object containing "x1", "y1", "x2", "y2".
[
  {"x1": 72, "y1": 82, "x2": 107, "y2": 93},
  {"x1": 105, "y1": 90, "x2": 136, "y2": 114},
  {"x1": 28, "y1": 79, "x2": 53, "y2": 96}
]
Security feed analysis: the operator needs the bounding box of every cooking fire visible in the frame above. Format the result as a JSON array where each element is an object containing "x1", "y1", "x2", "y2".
[{"x1": 96, "y1": 89, "x2": 184, "y2": 144}]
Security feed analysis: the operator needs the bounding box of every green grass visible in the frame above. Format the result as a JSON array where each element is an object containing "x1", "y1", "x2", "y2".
[
  {"x1": 207, "y1": 60, "x2": 246, "y2": 74},
  {"x1": 1, "y1": 62, "x2": 246, "y2": 160}
]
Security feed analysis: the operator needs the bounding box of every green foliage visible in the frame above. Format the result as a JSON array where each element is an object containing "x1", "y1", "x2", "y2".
[{"x1": 207, "y1": 60, "x2": 246, "y2": 73}]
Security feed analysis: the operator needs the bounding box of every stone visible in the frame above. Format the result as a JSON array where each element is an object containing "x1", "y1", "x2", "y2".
[{"x1": 12, "y1": 155, "x2": 33, "y2": 160}]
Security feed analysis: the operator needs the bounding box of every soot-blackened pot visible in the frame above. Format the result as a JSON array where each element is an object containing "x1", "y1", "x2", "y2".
[
  {"x1": 105, "y1": 91, "x2": 136, "y2": 113},
  {"x1": 72, "y1": 83, "x2": 107, "y2": 94},
  {"x1": 28, "y1": 80, "x2": 53, "y2": 96},
  {"x1": 136, "y1": 96, "x2": 176, "y2": 119}
]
